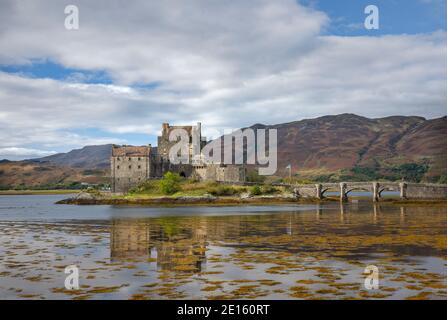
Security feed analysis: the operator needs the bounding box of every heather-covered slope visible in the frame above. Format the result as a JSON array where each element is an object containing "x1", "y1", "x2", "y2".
[{"x1": 247, "y1": 114, "x2": 447, "y2": 182}]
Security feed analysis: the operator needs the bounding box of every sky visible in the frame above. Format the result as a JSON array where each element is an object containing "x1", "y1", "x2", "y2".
[{"x1": 0, "y1": 0, "x2": 446, "y2": 160}]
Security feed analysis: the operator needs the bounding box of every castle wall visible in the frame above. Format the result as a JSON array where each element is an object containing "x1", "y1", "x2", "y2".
[
  {"x1": 149, "y1": 155, "x2": 168, "y2": 178},
  {"x1": 193, "y1": 164, "x2": 246, "y2": 183},
  {"x1": 193, "y1": 165, "x2": 216, "y2": 181},
  {"x1": 111, "y1": 155, "x2": 151, "y2": 193},
  {"x1": 170, "y1": 164, "x2": 194, "y2": 178}
]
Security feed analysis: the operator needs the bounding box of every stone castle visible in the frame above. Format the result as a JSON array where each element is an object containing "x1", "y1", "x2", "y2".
[{"x1": 111, "y1": 122, "x2": 246, "y2": 192}]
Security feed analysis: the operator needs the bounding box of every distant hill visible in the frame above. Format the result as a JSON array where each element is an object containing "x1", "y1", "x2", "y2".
[
  {"x1": 32, "y1": 144, "x2": 112, "y2": 169},
  {"x1": 0, "y1": 161, "x2": 108, "y2": 189},
  {"x1": 0, "y1": 145, "x2": 112, "y2": 189},
  {"x1": 1, "y1": 114, "x2": 446, "y2": 189},
  {"x1": 246, "y1": 114, "x2": 447, "y2": 182}
]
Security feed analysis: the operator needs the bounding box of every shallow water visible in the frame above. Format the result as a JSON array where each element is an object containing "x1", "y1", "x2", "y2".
[{"x1": 0, "y1": 195, "x2": 446, "y2": 300}]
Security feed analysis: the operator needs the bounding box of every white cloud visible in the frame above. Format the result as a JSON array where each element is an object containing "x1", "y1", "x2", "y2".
[
  {"x1": 0, "y1": 0, "x2": 446, "y2": 160},
  {"x1": 0, "y1": 147, "x2": 57, "y2": 160}
]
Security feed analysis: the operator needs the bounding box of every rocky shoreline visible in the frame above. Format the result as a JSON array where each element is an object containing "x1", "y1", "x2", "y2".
[
  {"x1": 55, "y1": 192, "x2": 447, "y2": 207},
  {"x1": 55, "y1": 191, "x2": 332, "y2": 206}
]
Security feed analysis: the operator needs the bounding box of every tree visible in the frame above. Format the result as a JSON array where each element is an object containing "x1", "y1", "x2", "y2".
[
  {"x1": 159, "y1": 172, "x2": 182, "y2": 195},
  {"x1": 438, "y1": 173, "x2": 447, "y2": 184},
  {"x1": 250, "y1": 185, "x2": 262, "y2": 196},
  {"x1": 392, "y1": 163, "x2": 428, "y2": 182}
]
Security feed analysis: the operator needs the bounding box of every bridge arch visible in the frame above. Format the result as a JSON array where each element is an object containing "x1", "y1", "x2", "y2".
[
  {"x1": 320, "y1": 188, "x2": 332, "y2": 198},
  {"x1": 378, "y1": 184, "x2": 400, "y2": 197},
  {"x1": 318, "y1": 183, "x2": 340, "y2": 198},
  {"x1": 345, "y1": 186, "x2": 371, "y2": 195}
]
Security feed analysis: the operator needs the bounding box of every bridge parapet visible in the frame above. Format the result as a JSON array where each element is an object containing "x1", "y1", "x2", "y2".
[
  {"x1": 288, "y1": 181, "x2": 447, "y2": 202},
  {"x1": 405, "y1": 183, "x2": 447, "y2": 200}
]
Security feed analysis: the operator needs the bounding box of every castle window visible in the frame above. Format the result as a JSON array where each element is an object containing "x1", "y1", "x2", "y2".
[
  {"x1": 117, "y1": 157, "x2": 121, "y2": 161},
  {"x1": 129, "y1": 165, "x2": 132, "y2": 169},
  {"x1": 138, "y1": 157, "x2": 141, "y2": 161},
  {"x1": 117, "y1": 165, "x2": 120, "y2": 169},
  {"x1": 128, "y1": 157, "x2": 131, "y2": 161},
  {"x1": 138, "y1": 165, "x2": 141, "y2": 169}
]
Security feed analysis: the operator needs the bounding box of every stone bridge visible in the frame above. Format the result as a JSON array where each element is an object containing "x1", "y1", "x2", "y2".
[{"x1": 273, "y1": 182, "x2": 447, "y2": 202}]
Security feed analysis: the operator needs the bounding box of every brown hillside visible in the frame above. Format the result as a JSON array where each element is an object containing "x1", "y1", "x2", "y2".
[
  {"x1": 0, "y1": 161, "x2": 108, "y2": 189},
  {"x1": 248, "y1": 114, "x2": 446, "y2": 180}
]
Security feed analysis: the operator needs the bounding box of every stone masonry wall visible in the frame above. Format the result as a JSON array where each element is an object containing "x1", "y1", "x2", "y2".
[
  {"x1": 406, "y1": 183, "x2": 447, "y2": 199},
  {"x1": 193, "y1": 164, "x2": 245, "y2": 183},
  {"x1": 111, "y1": 156, "x2": 150, "y2": 193}
]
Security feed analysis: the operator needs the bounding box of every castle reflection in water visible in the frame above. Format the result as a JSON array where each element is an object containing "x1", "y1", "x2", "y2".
[
  {"x1": 110, "y1": 218, "x2": 209, "y2": 272},
  {"x1": 110, "y1": 214, "x2": 258, "y2": 273},
  {"x1": 109, "y1": 204, "x2": 443, "y2": 273}
]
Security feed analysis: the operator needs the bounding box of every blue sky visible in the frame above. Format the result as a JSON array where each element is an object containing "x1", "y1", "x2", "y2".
[
  {"x1": 0, "y1": 60, "x2": 112, "y2": 84},
  {"x1": 304, "y1": 0, "x2": 447, "y2": 35},
  {"x1": 0, "y1": 0, "x2": 446, "y2": 160}
]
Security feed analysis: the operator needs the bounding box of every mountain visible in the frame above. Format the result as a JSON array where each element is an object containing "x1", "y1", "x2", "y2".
[
  {"x1": 247, "y1": 114, "x2": 447, "y2": 182},
  {"x1": 1, "y1": 114, "x2": 446, "y2": 188},
  {"x1": 33, "y1": 144, "x2": 112, "y2": 169}
]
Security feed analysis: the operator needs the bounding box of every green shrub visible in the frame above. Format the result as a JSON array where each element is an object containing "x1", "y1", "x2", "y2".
[
  {"x1": 392, "y1": 163, "x2": 428, "y2": 182},
  {"x1": 159, "y1": 172, "x2": 182, "y2": 195},
  {"x1": 350, "y1": 166, "x2": 380, "y2": 181},
  {"x1": 246, "y1": 171, "x2": 266, "y2": 183},
  {"x1": 438, "y1": 173, "x2": 447, "y2": 184},
  {"x1": 206, "y1": 184, "x2": 240, "y2": 196},
  {"x1": 261, "y1": 184, "x2": 279, "y2": 194},
  {"x1": 85, "y1": 187, "x2": 101, "y2": 196},
  {"x1": 250, "y1": 185, "x2": 262, "y2": 196},
  {"x1": 129, "y1": 180, "x2": 158, "y2": 194}
]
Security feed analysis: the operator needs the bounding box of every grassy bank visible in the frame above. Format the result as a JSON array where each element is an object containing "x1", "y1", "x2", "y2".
[{"x1": 125, "y1": 174, "x2": 286, "y2": 199}]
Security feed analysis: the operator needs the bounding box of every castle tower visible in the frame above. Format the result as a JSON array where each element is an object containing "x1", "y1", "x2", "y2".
[
  {"x1": 157, "y1": 122, "x2": 202, "y2": 162},
  {"x1": 110, "y1": 145, "x2": 152, "y2": 193}
]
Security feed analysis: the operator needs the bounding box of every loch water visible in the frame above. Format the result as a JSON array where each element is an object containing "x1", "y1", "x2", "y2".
[{"x1": 0, "y1": 195, "x2": 446, "y2": 299}]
